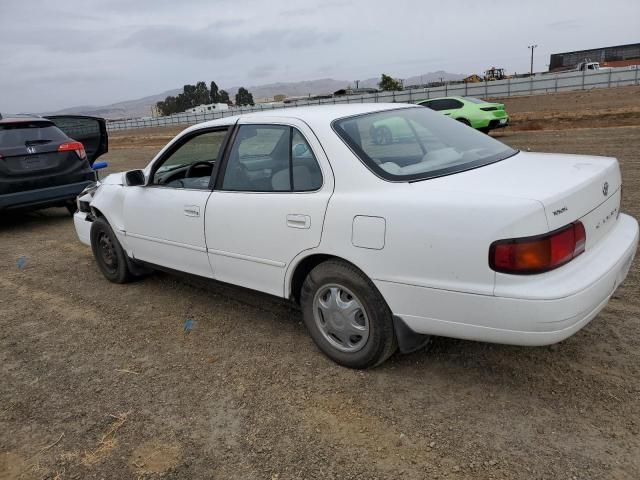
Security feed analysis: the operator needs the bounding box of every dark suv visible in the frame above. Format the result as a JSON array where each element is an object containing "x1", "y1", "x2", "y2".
[{"x1": 0, "y1": 114, "x2": 108, "y2": 213}]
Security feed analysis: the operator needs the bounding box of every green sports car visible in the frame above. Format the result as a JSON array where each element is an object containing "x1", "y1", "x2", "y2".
[{"x1": 417, "y1": 96, "x2": 509, "y2": 133}]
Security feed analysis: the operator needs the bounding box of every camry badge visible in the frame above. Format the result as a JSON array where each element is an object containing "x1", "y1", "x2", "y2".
[
  {"x1": 602, "y1": 182, "x2": 609, "y2": 196},
  {"x1": 26, "y1": 146, "x2": 36, "y2": 154}
]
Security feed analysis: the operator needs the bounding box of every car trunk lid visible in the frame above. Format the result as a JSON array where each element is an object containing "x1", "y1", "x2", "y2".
[{"x1": 424, "y1": 151, "x2": 621, "y2": 249}]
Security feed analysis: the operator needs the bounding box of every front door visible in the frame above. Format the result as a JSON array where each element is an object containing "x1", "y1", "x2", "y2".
[
  {"x1": 206, "y1": 119, "x2": 333, "y2": 296},
  {"x1": 123, "y1": 127, "x2": 229, "y2": 278}
]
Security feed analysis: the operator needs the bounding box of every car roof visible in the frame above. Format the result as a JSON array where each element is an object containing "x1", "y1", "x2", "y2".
[
  {"x1": 189, "y1": 103, "x2": 418, "y2": 132},
  {"x1": 418, "y1": 96, "x2": 466, "y2": 102},
  {"x1": 0, "y1": 114, "x2": 51, "y2": 125}
]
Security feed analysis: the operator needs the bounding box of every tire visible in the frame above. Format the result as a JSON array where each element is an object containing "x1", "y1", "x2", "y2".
[
  {"x1": 457, "y1": 118, "x2": 471, "y2": 127},
  {"x1": 65, "y1": 200, "x2": 77, "y2": 215},
  {"x1": 90, "y1": 217, "x2": 134, "y2": 283},
  {"x1": 478, "y1": 127, "x2": 491, "y2": 134},
  {"x1": 300, "y1": 260, "x2": 397, "y2": 369}
]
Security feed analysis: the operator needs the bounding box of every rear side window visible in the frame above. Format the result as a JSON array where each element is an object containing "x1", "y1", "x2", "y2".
[
  {"x1": 221, "y1": 125, "x2": 322, "y2": 192},
  {"x1": 422, "y1": 99, "x2": 463, "y2": 111},
  {"x1": 0, "y1": 121, "x2": 67, "y2": 149}
]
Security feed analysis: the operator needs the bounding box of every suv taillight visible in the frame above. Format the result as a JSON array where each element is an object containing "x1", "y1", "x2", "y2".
[
  {"x1": 58, "y1": 141, "x2": 86, "y2": 160},
  {"x1": 489, "y1": 222, "x2": 586, "y2": 274}
]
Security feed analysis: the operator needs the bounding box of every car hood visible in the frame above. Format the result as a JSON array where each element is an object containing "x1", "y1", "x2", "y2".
[{"x1": 416, "y1": 151, "x2": 621, "y2": 231}]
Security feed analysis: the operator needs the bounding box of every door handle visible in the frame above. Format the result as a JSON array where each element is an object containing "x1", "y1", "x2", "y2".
[
  {"x1": 286, "y1": 214, "x2": 311, "y2": 229},
  {"x1": 183, "y1": 205, "x2": 200, "y2": 217}
]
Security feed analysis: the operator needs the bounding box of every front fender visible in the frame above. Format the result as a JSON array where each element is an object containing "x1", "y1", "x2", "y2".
[{"x1": 90, "y1": 183, "x2": 129, "y2": 251}]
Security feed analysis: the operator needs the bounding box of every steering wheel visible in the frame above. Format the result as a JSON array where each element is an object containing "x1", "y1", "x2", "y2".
[{"x1": 185, "y1": 161, "x2": 213, "y2": 178}]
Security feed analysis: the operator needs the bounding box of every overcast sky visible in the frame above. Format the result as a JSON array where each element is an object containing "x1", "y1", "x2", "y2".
[{"x1": 1, "y1": 0, "x2": 638, "y2": 113}]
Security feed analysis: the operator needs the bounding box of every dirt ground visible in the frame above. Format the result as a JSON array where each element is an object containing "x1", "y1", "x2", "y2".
[{"x1": 1, "y1": 88, "x2": 640, "y2": 479}]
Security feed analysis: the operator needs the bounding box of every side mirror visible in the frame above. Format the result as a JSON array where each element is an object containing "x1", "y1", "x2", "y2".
[
  {"x1": 92, "y1": 161, "x2": 108, "y2": 171},
  {"x1": 125, "y1": 170, "x2": 146, "y2": 186}
]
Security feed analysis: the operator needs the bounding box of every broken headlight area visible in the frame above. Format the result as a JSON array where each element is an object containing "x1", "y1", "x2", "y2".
[{"x1": 76, "y1": 181, "x2": 101, "y2": 213}]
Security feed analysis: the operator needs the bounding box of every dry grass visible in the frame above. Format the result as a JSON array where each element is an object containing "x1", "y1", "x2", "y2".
[{"x1": 80, "y1": 411, "x2": 131, "y2": 467}]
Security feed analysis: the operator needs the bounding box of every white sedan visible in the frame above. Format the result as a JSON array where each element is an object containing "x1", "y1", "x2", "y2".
[{"x1": 74, "y1": 104, "x2": 638, "y2": 368}]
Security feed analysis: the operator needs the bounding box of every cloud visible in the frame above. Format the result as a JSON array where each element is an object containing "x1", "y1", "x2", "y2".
[
  {"x1": 247, "y1": 64, "x2": 278, "y2": 79},
  {"x1": 121, "y1": 24, "x2": 340, "y2": 60}
]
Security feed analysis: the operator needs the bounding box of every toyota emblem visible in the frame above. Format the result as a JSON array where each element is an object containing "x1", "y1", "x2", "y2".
[{"x1": 602, "y1": 181, "x2": 609, "y2": 196}]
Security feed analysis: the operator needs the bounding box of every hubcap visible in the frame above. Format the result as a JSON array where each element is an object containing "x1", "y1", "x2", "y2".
[
  {"x1": 313, "y1": 284, "x2": 369, "y2": 353},
  {"x1": 98, "y1": 231, "x2": 117, "y2": 273}
]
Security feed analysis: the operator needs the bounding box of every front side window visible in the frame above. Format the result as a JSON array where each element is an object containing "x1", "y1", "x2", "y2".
[
  {"x1": 221, "y1": 125, "x2": 322, "y2": 192},
  {"x1": 333, "y1": 107, "x2": 517, "y2": 182},
  {"x1": 152, "y1": 128, "x2": 228, "y2": 189}
]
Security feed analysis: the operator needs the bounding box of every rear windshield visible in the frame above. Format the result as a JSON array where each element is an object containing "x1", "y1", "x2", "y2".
[
  {"x1": 332, "y1": 107, "x2": 517, "y2": 182},
  {"x1": 0, "y1": 121, "x2": 67, "y2": 149}
]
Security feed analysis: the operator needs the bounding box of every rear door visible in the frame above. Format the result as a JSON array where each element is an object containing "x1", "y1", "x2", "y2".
[
  {"x1": 44, "y1": 115, "x2": 108, "y2": 164},
  {"x1": 205, "y1": 118, "x2": 333, "y2": 297}
]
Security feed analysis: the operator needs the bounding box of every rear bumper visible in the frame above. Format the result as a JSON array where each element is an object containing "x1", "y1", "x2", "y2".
[
  {"x1": 488, "y1": 118, "x2": 509, "y2": 129},
  {"x1": 0, "y1": 181, "x2": 93, "y2": 210},
  {"x1": 375, "y1": 213, "x2": 639, "y2": 346}
]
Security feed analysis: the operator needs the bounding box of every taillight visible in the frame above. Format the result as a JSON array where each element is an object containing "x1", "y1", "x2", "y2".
[
  {"x1": 489, "y1": 222, "x2": 586, "y2": 274},
  {"x1": 58, "y1": 141, "x2": 86, "y2": 160}
]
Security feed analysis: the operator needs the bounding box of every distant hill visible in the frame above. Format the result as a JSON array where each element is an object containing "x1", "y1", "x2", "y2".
[
  {"x1": 44, "y1": 71, "x2": 466, "y2": 119},
  {"x1": 43, "y1": 88, "x2": 181, "y2": 119}
]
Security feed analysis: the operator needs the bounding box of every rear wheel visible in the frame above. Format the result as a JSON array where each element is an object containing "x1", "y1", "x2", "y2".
[
  {"x1": 457, "y1": 118, "x2": 471, "y2": 127},
  {"x1": 478, "y1": 127, "x2": 491, "y2": 134},
  {"x1": 300, "y1": 260, "x2": 397, "y2": 369},
  {"x1": 90, "y1": 217, "x2": 134, "y2": 283}
]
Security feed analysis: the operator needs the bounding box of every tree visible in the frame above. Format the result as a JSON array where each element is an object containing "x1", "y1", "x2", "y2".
[
  {"x1": 155, "y1": 80, "x2": 230, "y2": 116},
  {"x1": 235, "y1": 87, "x2": 254, "y2": 106},
  {"x1": 194, "y1": 81, "x2": 210, "y2": 106},
  {"x1": 378, "y1": 73, "x2": 402, "y2": 91},
  {"x1": 210, "y1": 81, "x2": 220, "y2": 103}
]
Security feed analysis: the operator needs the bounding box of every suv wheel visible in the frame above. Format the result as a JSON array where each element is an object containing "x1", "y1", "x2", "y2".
[{"x1": 300, "y1": 260, "x2": 397, "y2": 368}]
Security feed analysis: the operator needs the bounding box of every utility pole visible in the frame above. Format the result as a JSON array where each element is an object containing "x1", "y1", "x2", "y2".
[{"x1": 528, "y1": 44, "x2": 538, "y2": 76}]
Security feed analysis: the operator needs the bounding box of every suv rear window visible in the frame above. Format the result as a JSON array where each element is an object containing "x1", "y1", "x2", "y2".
[
  {"x1": 332, "y1": 107, "x2": 517, "y2": 182},
  {"x1": 0, "y1": 121, "x2": 67, "y2": 149}
]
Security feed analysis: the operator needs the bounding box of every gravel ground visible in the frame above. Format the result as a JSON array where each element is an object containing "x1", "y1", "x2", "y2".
[{"x1": 1, "y1": 103, "x2": 639, "y2": 478}]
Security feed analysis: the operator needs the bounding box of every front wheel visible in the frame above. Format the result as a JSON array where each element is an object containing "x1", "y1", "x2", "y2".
[
  {"x1": 300, "y1": 260, "x2": 397, "y2": 368},
  {"x1": 90, "y1": 217, "x2": 134, "y2": 283}
]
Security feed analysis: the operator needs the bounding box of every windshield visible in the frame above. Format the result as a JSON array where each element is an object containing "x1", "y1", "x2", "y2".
[
  {"x1": 464, "y1": 97, "x2": 489, "y2": 104},
  {"x1": 332, "y1": 107, "x2": 517, "y2": 181}
]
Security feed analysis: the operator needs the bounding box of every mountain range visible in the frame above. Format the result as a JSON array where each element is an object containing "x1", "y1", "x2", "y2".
[{"x1": 44, "y1": 71, "x2": 466, "y2": 119}]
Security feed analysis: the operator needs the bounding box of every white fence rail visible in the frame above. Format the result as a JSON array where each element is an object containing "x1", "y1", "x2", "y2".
[{"x1": 108, "y1": 66, "x2": 640, "y2": 131}]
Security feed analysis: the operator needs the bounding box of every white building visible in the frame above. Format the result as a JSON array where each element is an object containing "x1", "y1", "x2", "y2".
[{"x1": 186, "y1": 103, "x2": 229, "y2": 114}]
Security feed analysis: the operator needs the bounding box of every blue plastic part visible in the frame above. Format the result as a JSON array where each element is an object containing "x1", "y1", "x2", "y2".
[{"x1": 92, "y1": 161, "x2": 108, "y2": 170}]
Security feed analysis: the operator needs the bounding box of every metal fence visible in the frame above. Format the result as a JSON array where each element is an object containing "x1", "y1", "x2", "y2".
[{"x1": 107, "y1": 66, "x2": 640, "y2": 131}]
